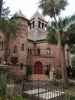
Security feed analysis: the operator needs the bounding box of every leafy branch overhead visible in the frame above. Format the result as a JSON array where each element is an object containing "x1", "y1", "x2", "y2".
[
  {"x1": 39, "y1": 0, "x2": 68, "y2": 17},
  {"x1": 0, "y1": 0, "x2": 18, "y2": 61},
  {"x1": 47, "y1": 15, "x2": 75, "y2": 46},
  {"x1": 0, "y1": 18, "x2": 18, "y2": 37},
  {"x1": 0, "y1": 0, "x2": 18, "y2": 37}
]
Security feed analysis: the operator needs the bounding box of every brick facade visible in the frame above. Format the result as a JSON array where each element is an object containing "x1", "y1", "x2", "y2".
[{"x1": 0, "y1": 11, "x2": 69, "y2": 80}]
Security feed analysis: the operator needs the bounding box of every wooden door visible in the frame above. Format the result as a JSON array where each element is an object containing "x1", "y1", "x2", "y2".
[{"x1": 34, "y1": 61, "x2": 43, "y2": 74}]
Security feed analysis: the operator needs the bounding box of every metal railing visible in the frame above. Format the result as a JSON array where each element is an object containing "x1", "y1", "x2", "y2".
[{"x1": 22, "y1": 80, "x2": 67, "y2": 100}]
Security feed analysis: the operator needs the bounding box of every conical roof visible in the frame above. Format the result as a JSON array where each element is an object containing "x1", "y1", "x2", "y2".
[
  {"x1": 31, "y1": 11, "x2": 45, "y2": 21},
  {"x1": 15, "y1": 10, "x2": 26, "y2": 18},
  {"x1": 12, "y1": 10, "x2": 29, "y2": 22}
]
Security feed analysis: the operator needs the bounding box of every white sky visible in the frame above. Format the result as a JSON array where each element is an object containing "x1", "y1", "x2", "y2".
[{"x1": 4, "y1": 0, "x2": 75, "y2": 20}]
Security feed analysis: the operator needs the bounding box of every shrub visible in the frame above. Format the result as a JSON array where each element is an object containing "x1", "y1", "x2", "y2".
[
  {"x1": 54, "y1": 69, "x2": 62, "y2": 79},
  {"x1": 26, "y1": 65, "x2": 32, "y2": 76},
  {"x1": 70, "y1": 96, "x2": 75, "y2": 100},
  {"x1": 10, "y1": 96, "x2": 24, "y2": 100}
]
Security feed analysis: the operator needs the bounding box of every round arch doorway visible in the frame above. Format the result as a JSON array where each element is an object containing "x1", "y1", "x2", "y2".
[{"x1": 33, "y1": 61, "x2": 43, "y2": 74}]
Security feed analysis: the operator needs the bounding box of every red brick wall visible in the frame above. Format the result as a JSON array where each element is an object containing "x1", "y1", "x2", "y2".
[{"x1": 9, "y1": 17, "x2": 29, "y2": 65}]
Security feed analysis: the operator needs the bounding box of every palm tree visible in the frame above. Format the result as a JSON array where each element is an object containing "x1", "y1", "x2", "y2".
[
  {"x1": 39, "y1": 0, "x2": 67, "y2": 18},
  {"x1": 47, "y1": 15, "x2": 75, "y2": 85},
  {"x1": 39, "y1": 0, "x2": 68, "y2": 86},
  {"x1": 48, "y1": 15, "x2": 75, "y2": 46}
]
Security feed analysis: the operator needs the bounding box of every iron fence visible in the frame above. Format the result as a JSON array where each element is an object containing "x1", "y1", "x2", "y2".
[{"x1": 22, "y1": 80, "x2": 67, "y2": 100}]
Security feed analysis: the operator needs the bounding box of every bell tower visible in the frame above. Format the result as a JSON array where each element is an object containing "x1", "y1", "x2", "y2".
[{"x1": 28, "y1": 11, "x2": 48, "y2": 41}]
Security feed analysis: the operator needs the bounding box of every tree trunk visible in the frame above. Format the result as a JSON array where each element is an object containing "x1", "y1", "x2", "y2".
[
  {"x1": 60, "y1": 46, "x2": 68, "y2": 87},
  {"x1": 53, "y1": 15, "x2": 68, "y2": 87}
]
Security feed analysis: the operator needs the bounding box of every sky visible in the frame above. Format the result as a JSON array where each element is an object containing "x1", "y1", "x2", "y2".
[{"x1": 4, "y1": 0, "x2": 75, "y2": 20}]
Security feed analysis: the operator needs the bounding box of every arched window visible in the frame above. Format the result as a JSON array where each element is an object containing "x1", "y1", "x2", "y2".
[
  {"x1": 45, "y1": 24, "x2": 47, "y2": 30},
  {"x1": 42, "y1": 23, "x2": 44, "y2": 29},
  {"x1": 38, "y1": 21, "x2": 41, "y2": 28},
  {"x1": 37, "y1": 48, "x2": 40, "y2": 55},
  {"x1": 13, "y1": 45, "x2": 17, "y2": 53},
  {"x1": 28, "y1": 48, "x2": 32, "y2": 54},
  {"x1": 30, "y1": 23, "x2": 31, "y2": 29},
  {"x1": 20, "y1": 63, "x2": 23, "y2": 70},
  {"x1": 21, "y1": 43, "x2": 24, "y2": 51},
  {"x1": 32, "y1": 21, "x2": 35, "y2": 28}
]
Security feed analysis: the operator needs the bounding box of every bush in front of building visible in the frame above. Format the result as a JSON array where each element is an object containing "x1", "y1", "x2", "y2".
[
  {"x1": 70, "y1": 96, "x2": 75, "y2": 100},
  {"x1": 54, "y1": 69, "x2": 62, "y2": 80},
  {"x1": 26, "y1": 65, "x2": 32, "y2": 80}
]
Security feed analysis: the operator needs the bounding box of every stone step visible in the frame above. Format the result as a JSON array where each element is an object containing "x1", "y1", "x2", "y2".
[{"x1": 30, "y1": 74, "x2": 49, "y2": 80}]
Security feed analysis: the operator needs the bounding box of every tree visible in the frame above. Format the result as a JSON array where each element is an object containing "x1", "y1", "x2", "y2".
[
  {"x1": 47, "y1": 15, "x2": 75, "y2": 84},
  {"x1": 39, "y1": 0, "x2": 67, "y2": 18},
  {"x1": 0, "y1": 0, "x2": 10, "y2": 18},
  {"x1": 71, "y1": 55, "x2": 75, "y2": 67},
  {"x1": 0, "y1": 71, "x2": 7, "y2": 97},
  {"x1": 47, "y1": 15, "x2": 75, "y2": 45},
  {"x1": 0, "y1": 1, "x2": 18, "y2": 62},
  {"x1": 0, "y1": 1, "x2": 18, "y2": 98},
  {"x1": 0, "y1": 18, "x2": 18, "y2": 62},
  {"x1": 39, "y1": 0, "x2": 68, "y2": 86},
  {"x1": 71, "y1": 45, "x2": 75, "y2": 54}
]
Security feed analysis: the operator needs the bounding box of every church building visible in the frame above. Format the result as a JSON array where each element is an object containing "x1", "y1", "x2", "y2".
[{"x1": 0, "y1": 11, "x2": 70, "y2": 80}]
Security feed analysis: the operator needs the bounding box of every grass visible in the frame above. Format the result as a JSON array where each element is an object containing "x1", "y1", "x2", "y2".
[
  {"x1": 70, "y1": 96, "x2": 75, "y2": 100},
  {"x1": 63, "y1": 84, "x2": 75, "y2": 100},
  {"x1": 13, "y1": 96, "x2": 28, "y2": 100},
  {"x1": 0, "y1": 96, "x2": 28, "y2": 100},
  {"x1": 64, "y1": 85, "x2": 75, "y2": 96}
]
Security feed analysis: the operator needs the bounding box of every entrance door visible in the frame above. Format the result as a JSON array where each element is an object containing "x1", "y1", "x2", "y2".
[{"x1": 34, "y1": 61, "x2": 43, "y2": 74}]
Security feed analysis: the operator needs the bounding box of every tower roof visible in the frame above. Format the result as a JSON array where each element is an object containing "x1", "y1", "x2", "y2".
[
  {"x1": 12, "y1": 10, "x2": 29, "y2": 22},
  {"x1": 31, "y1": 11, "x2": 47, "y2": 23},
  {"x1": 15, "y1": 10, "x2": 26, "y2": 18},
  {"x1": 31, "y1": 11, "x2": 43, "y2": 18}
]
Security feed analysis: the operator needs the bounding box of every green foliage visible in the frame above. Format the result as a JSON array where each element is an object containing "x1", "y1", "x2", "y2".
[
  {"x1": 47, "y1": 15, "x2": 75, "y2": 46},
  {"x1": 0, "y1": 0, "x2": 18, "y2": 38},
  {"x1": 0, "y1": 18, "x2": 18, "y2": 38},
  {"x1": 39, "y1": 0, "x2": 75, "y2": 46},
  {"x1": 47, "y1": 26, "x2": 57, "y2": 44},
  {"x1": 71, "y1": 55, "x2": 75, "y2": 67},
  {"x1": 54, "y1": 69, "x2": 62, "y2": 79},
  {"x1": 71, "y1": 45, "x2": 75, "y2": 54},
  {"x1": 39, "y1": 0, "x2": 68, "y2": 17},
  {"x1": 70, "y1": 96, "x2": 75, "y2": 100},
  {"x1": 0, "y1": 72, "x2": 7, "y2": 97},
  {"x1": 67, "y1": 24, "x2": 75, "y2": 45},
  {"x1": 26, "y1": 65, "x2": 32, "y2": 77},
  {"x1": 0, "y1": 0, "x2": 10, "y2": 19},
  {"x1": 0, "y1": 96, "x2": 26, "y2": 100},
  {"x1": 0, "y1": 96, "x2": 5, "y2": 100},
  {"x1": 13, "y1": 96, "x2": 24, "y2": 100}
]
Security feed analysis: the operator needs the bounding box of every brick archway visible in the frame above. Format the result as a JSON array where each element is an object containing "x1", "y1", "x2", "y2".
[{"x1": 34, "y1": 61, "x2": 43, "y2": 74}]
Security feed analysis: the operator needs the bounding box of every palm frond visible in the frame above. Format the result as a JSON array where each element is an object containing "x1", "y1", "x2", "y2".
[
  {"x1": 47, "y1": 14, "x2": 75, "y2": 46},
  {"x1": 39, "y1": 0, "x2": 68, "y2": 17},
  {"x1": 47, "y1": 26, "x2": 58, "y2": 44}
]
